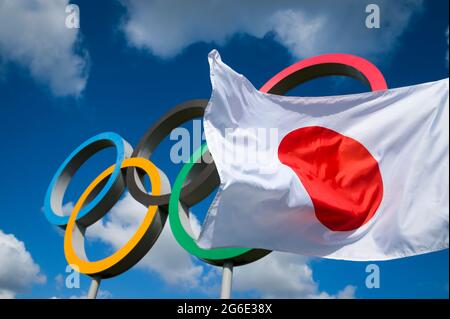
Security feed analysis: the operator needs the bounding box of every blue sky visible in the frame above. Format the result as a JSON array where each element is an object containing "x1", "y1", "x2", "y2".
[{"x1": 0, "y1": 0, "x2": 448, "y2": 299}]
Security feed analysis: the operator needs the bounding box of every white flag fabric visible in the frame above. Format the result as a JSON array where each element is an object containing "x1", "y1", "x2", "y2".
[{"x1": 198, "y1": 50, "x2": 449, "y2": 261}]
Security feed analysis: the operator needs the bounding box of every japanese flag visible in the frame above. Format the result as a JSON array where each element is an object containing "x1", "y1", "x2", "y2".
[{"x1": 198, "y1": 50, "x2": 449, "y2": 261}]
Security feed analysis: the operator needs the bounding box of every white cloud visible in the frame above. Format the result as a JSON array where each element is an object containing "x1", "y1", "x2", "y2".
[
  {"x1": 0, "y1": 230, "x2": 46, "y2": 298},
  {"x1": 120, "y1": 0, "x2": 423, "y2": 60},
  {"x1": 0, "y1": 0, "x2": 89, "y2": 96},
  {"x1": 234, "y1": 252, "x2": 355, "y2": 298},
  {"x1": 86, "y1": 192, "x2": 355, "y2": 298},
  {"x1": 50, "y1": 289, "x2": 113, "y2": 299},
  {"x1": 335, "y1": 284, "x2": 356, "y2": 299},
  {"x1": 133, "y1": 214, "x2": 205, "y2": 287},
  {"x1": 54, "y1": 274, "x2": 64, "y2": 290}
]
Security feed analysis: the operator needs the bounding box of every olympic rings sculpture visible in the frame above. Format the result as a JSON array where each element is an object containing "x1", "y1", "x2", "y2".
[{"x1": 44, "y1": 54, "x2": 387, "y2": 279}]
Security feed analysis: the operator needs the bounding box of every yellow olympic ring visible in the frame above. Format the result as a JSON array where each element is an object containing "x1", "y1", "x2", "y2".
[{"x1": 64, "y1": 157, "x2": 162, "y2": 278}]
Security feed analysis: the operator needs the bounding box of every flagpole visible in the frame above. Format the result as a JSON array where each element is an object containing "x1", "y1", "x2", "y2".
[
  {"x1": 220, "y1": 261, "x2": 233, "y2": 299},
  {"x1": 87, "y1": 276, "x2": 101, "y2": 299}
]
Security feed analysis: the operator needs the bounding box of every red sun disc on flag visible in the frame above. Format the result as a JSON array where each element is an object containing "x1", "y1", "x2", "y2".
[
  {"x1": 278, "y1": 126, "x2": 384, "y2": 231},
  {"x1": 259, "y1": 53, "x2": 387, "y2": 232}
]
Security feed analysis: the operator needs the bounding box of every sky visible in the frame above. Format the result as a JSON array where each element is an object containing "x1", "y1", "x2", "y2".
[{"x1": 0, "y1": 0, "x2": 448, "y2": 299}]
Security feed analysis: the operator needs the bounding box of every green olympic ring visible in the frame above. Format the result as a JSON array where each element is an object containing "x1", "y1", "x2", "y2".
[{"x1": 169, "y1": 143, "x2": 270, "y2": 266}]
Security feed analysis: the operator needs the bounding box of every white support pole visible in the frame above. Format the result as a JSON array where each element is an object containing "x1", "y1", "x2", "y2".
[
  {"x1": 87, "y1": 277, "x2": 101, "y2": 299},
  {"x1": 220, "y1": 261, "x2": 233, "y2": 299}
]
